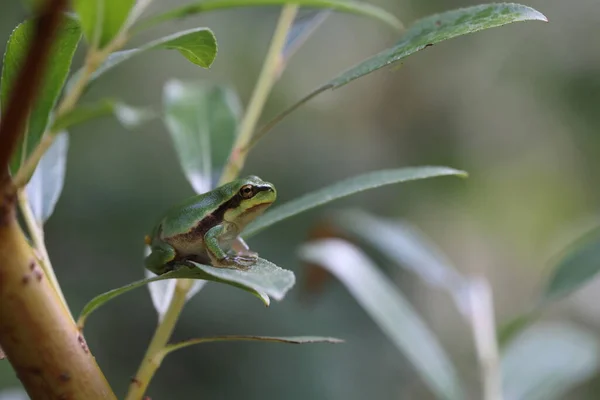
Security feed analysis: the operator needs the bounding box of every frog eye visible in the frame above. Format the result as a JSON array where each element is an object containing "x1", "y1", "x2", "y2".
[{"x1": 240, "y1": 184, "x2": 254, "y2": 199}]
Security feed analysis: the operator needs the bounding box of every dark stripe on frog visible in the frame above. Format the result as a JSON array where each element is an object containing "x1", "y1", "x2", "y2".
[{"x1": 171, "y1": 185, "x2": 273, "y2": 242}]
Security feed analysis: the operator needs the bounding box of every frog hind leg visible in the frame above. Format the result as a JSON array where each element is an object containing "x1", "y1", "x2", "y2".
[{"x1": 145, "y1": 242, "x2": 177, "y2": 275}]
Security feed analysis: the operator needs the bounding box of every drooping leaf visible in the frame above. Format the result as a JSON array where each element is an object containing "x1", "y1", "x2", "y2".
[
  {"x1": 90, "y1": 28, "x2": 217, "y2": 83},
  {"x1": 137, "y1": 0, "x2": 402, "y2": 32},
  {"x1": 256, "y1": 3, "x2": 547, "y2": 138},
  {"x1": 502, "y1": 323, "x2": 599, "y2": 400},
  {"x1": 299, "y1": 239, "x2": 464, "y2": 400},
  {"x1": 333, "y1": 209, "x2": 468, "y2": 312},
  {"x1": 51, "y1": 99, "x2": 155, "y2": 131},
  {"x1": 244, "y1": 167, "x2": 466, "y2": 238},
  {"x1": 25, "y1": 132, "x2": 68, "y2": 224},
  {"x1": 144, "y1": 266, "x2": 207, "y2": 321},
  {"x1": 1, "y1": 15, "x2": 81, "y2": 177},
  {"x1": 326, "y1": 3, "x2": 546, "y2": 89},
  {"x1": 78, "y1": 258, "x2": 294, "y2": 328},
  {"x1": 543, "y1": 227, "x2": 600, "y2": 302},
  {"x1": 73, "y1": 0, "x2": 136, "y2": 48},
  {"x1": 163, "y1": 80, "x2": 240, "y2": 194}
]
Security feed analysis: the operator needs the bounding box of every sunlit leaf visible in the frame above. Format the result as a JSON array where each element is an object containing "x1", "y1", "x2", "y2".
[
  {"x1": 73, "y1": 0, "x2": 136, "y2": 48},
  {"x1": 502, "y1": 323, "x2": 599, "y2": 400},
  {"x1": 299, "y1": 239, "x2": 464, "y2": 400},
  {"x1": 244, "y1": 167, "x2": 466, "y2": 238},
  {"x1": 137, "y1": 0, "x2": 402, "y2": 32},
  {"x1": 78, "y1": 258, "x2": 294, "y2": 328},
  {"x1": 163, "y1": 80, "x2": 240, "y2": 194},
  {"x1": 543, "y1": 227, "x2": 600, "y2": 302},
  {"x1": 1, "y1": 15, "x2": 81, "y2": 177},
  {"x1": 25, "y1": 132, "x2": 68, "y2": 224},
  {"x1": 89, "y1": 28, "x2": 217, "y2": 84},
  {"x1": 51, "y1": 99, "x2": 154, "y2": 131}
]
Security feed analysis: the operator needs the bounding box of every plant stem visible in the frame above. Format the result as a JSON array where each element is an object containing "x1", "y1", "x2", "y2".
[
  {"x1": 17, "y1": 190, "x2": 71, "y2": 319},
  {"x1": 126, "y1": 7, "x2": 300, "y2": 398},
  {"x1": 219, "y1": 4, "x2": 299, "y2": 185},
  {"x1": 125, "y1": 279, "x2": 193, "y2": 400}
]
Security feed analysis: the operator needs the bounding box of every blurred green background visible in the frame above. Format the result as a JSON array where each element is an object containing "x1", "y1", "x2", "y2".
[{"x1": 2, "y1": 0, "x2": 600, "y2": 399}]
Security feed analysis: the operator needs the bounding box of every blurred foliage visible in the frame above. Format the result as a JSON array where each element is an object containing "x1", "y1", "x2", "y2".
[{"x1": 2, "y1": 0, "x2": 600, "y2": 399}]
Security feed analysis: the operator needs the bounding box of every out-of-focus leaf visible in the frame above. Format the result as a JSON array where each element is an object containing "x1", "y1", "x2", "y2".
[
  {"x1": 281, "y1": 10, "x2": 330, "y2": 63},
  {"x1": 543, "y1": 227, "x2": 600, "y2": 302},
  {"x1": 326, "y1": 3, "x2": 546, "y2": 89},
  {"x1": 25, "y1": 132, "x2": 68, "y2": 224},
  {"x1": 502, "y1": 323, "x2": 599, "y2": 400},
  {"x1": 333, "y1": 209, "x2": 468, "y2": 311},
  {"x1": 497, "y1": 311, "x2": 537, "y2": 349},
  {"x1": 1, "y1": 16, "x2": 80, "y2": 177},
  {"x1": 0, "y1": 389, "x2": 29, "y2": 400},
  {"x1": 244, "y1": 167, "x2": 466, "y2": 239},
  {"x1": 73, "y1": 0, "x2": 136, "y2": 48},
  {"x1": 90, "y1": 28, "x2": 217, "y2": 83},
  {"x1": 163, "y1": 80, "x2": 240, "y2": 194},
  {"x1": 299, "y1": 239, "x2": 464, "y2": 400},
  {"x1": 78, "y1": 258, "x2": 294, "y2": 328},
  {"x1": 138, "y1": 0, "x2": 402, "y2": 32},
  {"x1": 51, "y1": 99, "x2": 154, "y2": 131}
]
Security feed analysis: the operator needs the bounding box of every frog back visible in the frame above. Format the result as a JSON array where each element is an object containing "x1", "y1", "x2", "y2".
[{"x1": 158, "y1": 189, "x2": 225, "y2": 239}]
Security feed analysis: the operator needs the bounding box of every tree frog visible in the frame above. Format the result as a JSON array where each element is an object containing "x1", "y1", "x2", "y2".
[{"x1": 144, "y1": 175, "x2": 276, "y2": 275}]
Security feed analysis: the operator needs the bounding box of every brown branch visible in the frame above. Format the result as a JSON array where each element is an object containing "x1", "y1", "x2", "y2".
[
  {"x1": 0, "y1": 0, "x2": 67, "y2": 187},
  {"x1": 0, "y1": 1, "x2": 117, "y2": 398}
]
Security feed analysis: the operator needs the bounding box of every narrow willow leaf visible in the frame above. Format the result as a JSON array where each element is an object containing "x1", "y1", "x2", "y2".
[
  {"x1": 163, "y1": 80, "x2": 240, "y2": 194},
  {"x1": 333, "y1": 209, "x2": 468, "y2": 310},
  {"x1": 73, "y1": 0, "x2": 136, "y2": 48},
  {"x1": 502, "y1": 323, "x2": 599, "y2": 400},
  {"x1": 77, "y1": 258, "x2": 294, "y2": 328},
  {"x1": 160, "y1": 335, "x2": 343, "y2": 357},
  {"x1": 90, "y1": 28, "x2": 217, "y2": 83},
  {"x1": 543, "y1": 227, "x2": 600, "y2": 302},
  {"x1": 51, "y1": 99, "x2": 154, "y2": 131},
  {"x1": 138, "y1": 0, "x2": 402, "y2": 32},
  {"x1": 300, "y1": 239, "x2": 464, "y2": 400},
  {"x1": 25, "y1": 132, "x2": 68, "y2": 224},
  {"x1": 244, "y1": 167, "x2": 466, "y2": 238},
  {"x1": 327, "y1": 3, "x2": 546, "y2": 89},
  {"x1": 281, "y1": 10, "x2": 330, "y2": 63},
  {"x1": 1, "y1": 16, "x2": 81, "y2": 177}
]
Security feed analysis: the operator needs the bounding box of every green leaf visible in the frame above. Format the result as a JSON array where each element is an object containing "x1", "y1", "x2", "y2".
[
  {"x1": 327, "y1": 3, "x2": 546, "y2": 89},
  {"x1": 77, "y1": 258, "x2": 294, "y2": 328},
  {"x1": 161, "y1": 335, "x2": 343, "y2": 358},
  {"x1": 137, "y1": 0, "x2": 402, "y2": 32},
  {"x1": 299, "y1": 239, "x2": 464, "y2": 400},
  {"x1": 163, "y1": 80, "x2": 240, "y2": 194},
  {"x1": 502, "y1": 323, "x2": 599, "y2": 400},
  {"x1": 51, "y1": 99, "x2": 155, "y2": 131},
  {"x1": 543, "y1": 227, "x2": 600, "y2": 302},
  {"x1": 90, "y1": 28, "x2": 217, "y2": 83},
  {"x1": 244, "y1": 167, "x2": 466, "y2": 238},
  {"x1": 1, "y1": 16, "x2": 81, "y2": 177},
  {"x1": 25, "y1": 132, "x2": 68, "y2": 224},
  {"x1": 73, "y1": 0, "x2": 136, "y2": 48}
]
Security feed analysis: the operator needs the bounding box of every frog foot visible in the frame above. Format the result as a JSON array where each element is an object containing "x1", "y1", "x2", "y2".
[{"x1": 213, "y1": 254, "x2": 258, "y2": 270}]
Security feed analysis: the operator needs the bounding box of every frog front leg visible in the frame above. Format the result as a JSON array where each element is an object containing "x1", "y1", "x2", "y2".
[
  {"x1": 205, "y1": 223, "x2": 257, "y2": 270},
  {"x1": 231, "y1": 236, "x2": 258, "y2": 258},
  {"x1": 145, "y1": 241, "x2": 177, "y2": 275}
]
